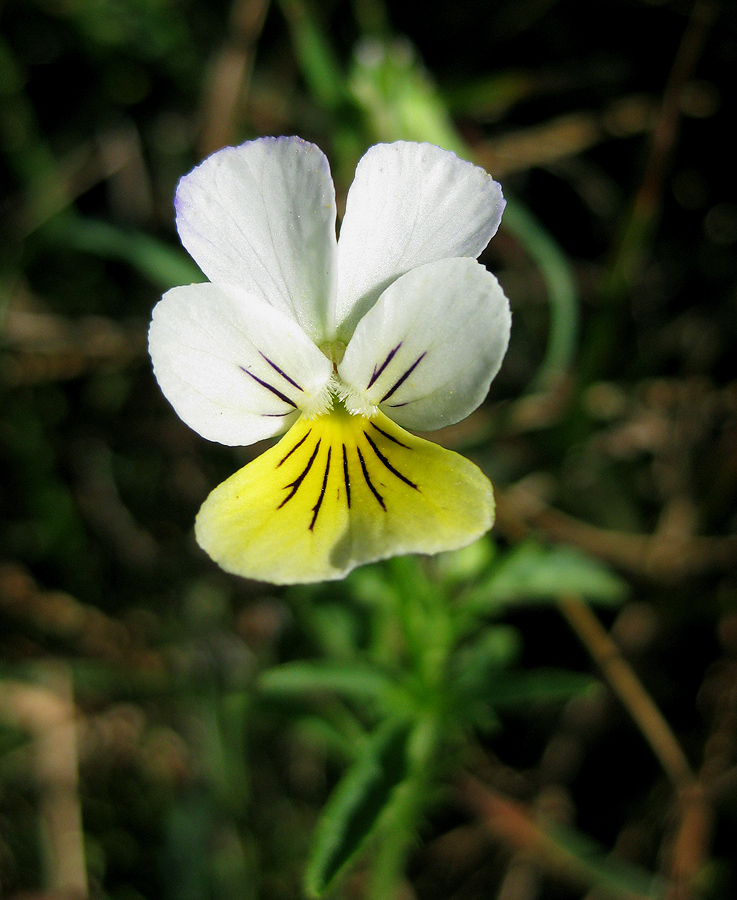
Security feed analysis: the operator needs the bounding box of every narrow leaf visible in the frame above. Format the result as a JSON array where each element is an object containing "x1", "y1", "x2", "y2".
[
  {"x1": 305, "y1": 719, "x2": 411, "y2": 897},
  {"x1": 484, "y1": 669, "x2": 597, "y2": 707},
  {"x1": 43, "y1": 213, "x2": 204, "y2": 289},
  {"x1": 258, "y1": 661, "x2": 394, "y2": 702},
  {"x1": 547, "y1": 820, "x2": 667, "y2": 899},
  {"x1": 452, "y1": 625, "x2": 522, "y2": 693},
  {"x1": 466, "y1": 541, "x2": 628, "y2": 614}
]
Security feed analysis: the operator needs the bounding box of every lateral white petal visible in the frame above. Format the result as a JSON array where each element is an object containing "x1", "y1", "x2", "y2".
[
  {"x1": 149, "y1": 283, "x2": 333, "y2": 446},
  {"x1": 334, "y1": 142, "x2": 505, "y2": 339},
  {"x1": 175, "y1": 136, "x2": 338, "y2": 343},
  {"x1": 338, "y1": 258, "x2": 511, "y2": 432}
]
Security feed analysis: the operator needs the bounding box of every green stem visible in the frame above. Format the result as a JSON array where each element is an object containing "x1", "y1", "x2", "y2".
[{"x1": 502, "y1": 198, "x2": 580, "y2": 391}]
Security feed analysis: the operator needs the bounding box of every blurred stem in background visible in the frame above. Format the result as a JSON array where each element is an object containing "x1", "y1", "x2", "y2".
[
  {"x1": 584, "y1": 0, "x2": 717, "y2": 381},
  {"x1": 198, "y1": 0, "x2": 271, "y2": 158},
  {"x1": 0, "y1": 664, "x2": 87, "y2": 896}
]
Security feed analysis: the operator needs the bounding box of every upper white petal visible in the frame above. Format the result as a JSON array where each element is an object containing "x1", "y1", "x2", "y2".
[
  {"x1": 175, "y1": 136, "x2": 338, "y2": 344},
  {"x1": 149, "y1": 282, "x2": 333, "y2": 446},
  {"x1": 338, "y1": 258, "x2": 511, "y2": 432},
  {"x1": 333, "y1": 142, "x2": 505, "y2": 339}
]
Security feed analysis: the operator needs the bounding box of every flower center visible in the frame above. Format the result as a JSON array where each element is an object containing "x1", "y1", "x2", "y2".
[
  {"x1": 302, "y1": 376, "x2": 377, "y2": 422},
  {"x1": 302, "y1": 342, "x2": 378, "y2": 421},
  {"x1": 320, "y1": 340, "x2": 347, "y2": 367}
]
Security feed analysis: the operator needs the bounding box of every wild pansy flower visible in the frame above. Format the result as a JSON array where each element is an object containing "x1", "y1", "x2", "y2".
[{"x1": 149, "y1": 137, "x2": 511, "y2": 584}]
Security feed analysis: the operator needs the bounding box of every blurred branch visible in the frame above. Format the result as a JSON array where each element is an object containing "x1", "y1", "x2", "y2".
[
  {"x1": 0, "y1": 562, "x2": 161, "y2": 669},
  {"x1": 1, "y1": 304, "x2": 145, "y2": 386},
  {"x1": 457, "y1": 774, "x2": 665, "y2": 899},
  {"x1": 558, "y1": 597, "x2": 694, "y2": 790},
  {"x1": 495, "y1": 479, "x2": 737, "y2": 582},
  {"x1": 14, "y1": 129, "x2": 153, "y2": 240},
  {"x1": 0, "y1": 665, "x2": 88, "y2": 898},
  {"x1": 71, "y1": 438, "x2": 160, "y2": 572},
  {"x1": 475, "y1": 96, "x2": 655, "y2": 178},
  {"x1": 557, "y1": 597, "x2": 716, "y2": 899},
  {"x1": 583, "y1": 0, "x2": 718, "y2": 380},
  {"x1": 199, "y1": 0, "x2": 271, "y2": 157},
  {"x1": 604, "y1": 0, "x2": 717, "y2": 297}
]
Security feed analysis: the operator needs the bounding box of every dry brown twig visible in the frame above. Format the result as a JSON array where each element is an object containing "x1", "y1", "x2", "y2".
[
  {"x1": 0, "y1": 665, "x2": 88, "y2": 898},
  {"x1": 495, "y1": 481, "x2": 737, "y2": 583},
  {"x1": 199, "y1": 0, "x2": 271, "y2": 158},
  {"x1": 456, "y1": 774, "x2": 657, "y2": 900}
]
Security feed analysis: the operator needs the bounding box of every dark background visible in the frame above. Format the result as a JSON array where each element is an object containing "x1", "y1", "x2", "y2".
[{"x1": 1, "y1": 0, "x2": 736, "y2": 898}]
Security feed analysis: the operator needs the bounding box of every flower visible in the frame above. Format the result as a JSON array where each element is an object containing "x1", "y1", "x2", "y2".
[{"x1": 148, "y1": 137, "x2": 511, "y2": 584}]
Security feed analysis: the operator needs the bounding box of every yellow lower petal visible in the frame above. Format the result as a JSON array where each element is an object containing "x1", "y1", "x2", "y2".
[{"x1": 194, "y1": 408, "x2": 495, "y2": 585}]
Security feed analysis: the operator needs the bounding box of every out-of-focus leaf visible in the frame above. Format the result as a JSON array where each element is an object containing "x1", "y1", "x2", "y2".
[
  {"x1": 484, "y1": 669, "x2": 597, "y2": 707},
  {"x1": 434, "y1": 536, "x2": 496, "y2": 587},
  {"x1": 163, "y1": 790, "x2": 215, "y2": 900},
  {"x1": 545, "y1": 820, "x2": 667, "y2": 899},
  {"x1": 349, "y1": 38, "x2": 466, "y2": 155},
  {"x1": 503, "y1": 198, "x2": 580, "y2": 390},
  {"x1": 305, "y1": 719, "x2": 411, "y2": 897},
  {"x1": 42, "y1": 214, "x2": 203, "y2": 290},
  {"x1": 465, "y1": 540, "x2": 628, "y2": 614},
  {"x1": 452, "y1": 625, "x2": 522, "y2": 688},
  {"x1": 307, "y1": 602, "x2": 364, "y2": 660},
  {"x1": 258, "y1": 661, "x2": 394, "y2": 702},
  {"x1": 292, "y1": 714, "x2": 361, "y2": 762},
  {"x1": 447, "y1": 627, "x2": 521, "y2": 734},
  {"x1": 443, "y1": 70, "x2": 538, "y2": 119},
  {"x1": 277, "y1": 0, "x2": 346, "y2": 110}
]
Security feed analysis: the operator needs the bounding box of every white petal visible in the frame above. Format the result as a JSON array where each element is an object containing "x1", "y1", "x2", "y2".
[
  {"x1": 175, "y1": 136, "x2": 338, "y2": 343},
  {"x1": 149, "y1": 283, "x2": 333, "y2": 446},
  {"x1": 334, "y1": 142, "x2": 505, "y2": 339},
  {"x1": 338, "y1": 258, "x2": 510, "y2": 432}
]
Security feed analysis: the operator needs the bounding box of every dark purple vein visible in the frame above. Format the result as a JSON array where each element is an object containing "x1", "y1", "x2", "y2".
[
  {"x1": 342, "y1": 444, "x2": 351, "y2": 508},
  {"x1": 367, "y1": 342, "x2": 402, "y2": 389},
  {"x1": 259, "y1": 352, "x2": 303, "y2": 392},
  {"x1": 357, "y1": 447, "x2": 386, "y2": 510},
  {"x1": 380, "y1": 352, "x2": 427, "y2": 403},
  {"x1": 369, "y1": 422, "x2": 409, "y2": 448},
  {"x1": 278, "y1": 439, "x2": 321, "y2": 508},
  {"x1": 364, "y1": 433, "x2": 418, "y2": 490},
  {"x1": 240, "y1": 366, "x2": 296, "y2": 408},
  {"x1": 277, "y1": 430, "x2": 310, "y2": 468},
  {"x1": 309, "y1": 447, "x2": 331, "y2": 530}
]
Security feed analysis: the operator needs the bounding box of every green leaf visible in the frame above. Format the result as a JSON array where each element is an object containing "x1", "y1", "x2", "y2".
[
  {"x1": 292, "y1": 714, "x2": 360, "y2": 762},
  {"x1": 305, "y1": 719, "x2": 411, "y2": 897},
  {"x1": 277, "y1": 0, "x2": 347, "y2": 110},
  {"x1": 485, "y1": 669, "x2": 598, "y2": 707},
  {"x1": 452, "y1": 625, "x2": 522, "y2": 694},
  {"x1": 434, "y1": 536, "x2": 496, "y2": 587},
  {"x1": 258, "y1": 661, "x2": 394, "y2": 702},
  {"x1": 443, "y1": 70, "x2": 537, "y2": 119},
  {"x1": 307, "y1": 601, "x2": 364, "y2": 660},
  {"x1": 465, "y1": 541, "x2": 628, "y2": 614},
  {"x1": 349, "y1": 38, "x2": 466, "y2": 155},
  {"x1": 42, "y1": 213, "x2": 203, "y2": 289}
]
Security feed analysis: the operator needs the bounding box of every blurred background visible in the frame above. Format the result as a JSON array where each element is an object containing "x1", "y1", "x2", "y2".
[{"x1": 1, "y1": 0, "x2": 736, "y2": 898}]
